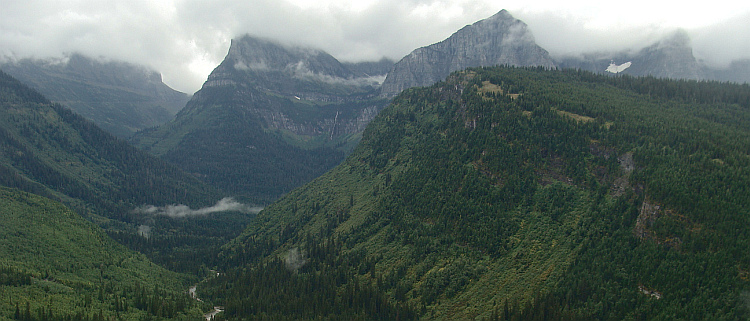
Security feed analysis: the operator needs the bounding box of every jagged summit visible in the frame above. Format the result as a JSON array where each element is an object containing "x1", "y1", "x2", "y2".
[
  {"x1": 627, "y1": 29, "x2": 702, "y2": 79},
  {"x1": 475, "y1": 9, "x2": 520, "y2": 30},
  {"x1": 379, "y1": 9, "x2": 555, "y2": 97}
]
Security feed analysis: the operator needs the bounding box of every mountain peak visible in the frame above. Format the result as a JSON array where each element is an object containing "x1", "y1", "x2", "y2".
[
  {"x1": 486, "y1": 9, "x2": 513, "y2": 21},
  {"x1": 0, "y1": 53, "x2": 188, "y2": 138},
  {"x1": 380, "y1": 10, "x2": 554, "y2": 97}
]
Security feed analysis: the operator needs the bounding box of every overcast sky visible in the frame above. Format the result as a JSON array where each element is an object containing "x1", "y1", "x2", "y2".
[{"x1": 1, "y1": 0, "x2": 748, "y2": 94}]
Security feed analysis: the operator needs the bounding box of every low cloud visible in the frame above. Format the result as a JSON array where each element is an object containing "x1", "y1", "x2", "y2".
[
  {"x1": 284, "y1": 247, "x2": 308, "y2": 273},
  {"x1": 133, "y1": 197, "x2": 263, "y2": 218},
  {"x1": 137, "y1": 225, "x2": 152, "y2": 239},
  {"x1": 288, "y1": 61, "x2": 386, "y2": 87}
]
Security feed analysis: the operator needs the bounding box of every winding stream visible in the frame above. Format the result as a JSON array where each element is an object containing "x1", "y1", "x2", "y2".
[
  {"x1": 204, "y1": 306, "x2": 224, "y2": 321},
  {"x1": 189, "y1": 285, "x2": 223, "y2": 320}
]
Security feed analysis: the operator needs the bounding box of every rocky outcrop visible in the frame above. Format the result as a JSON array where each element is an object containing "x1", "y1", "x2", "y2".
[{"x1": 380, "y1": 10, "x2": 556, "y2": 97}]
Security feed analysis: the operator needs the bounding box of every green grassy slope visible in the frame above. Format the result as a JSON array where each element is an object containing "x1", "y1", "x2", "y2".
[
  {"x1": 205, "y1": 67, "x2": 750, "y2": 320},
  {"x1": 0, "y1": 186, "x2": 207, "y2": 321}
]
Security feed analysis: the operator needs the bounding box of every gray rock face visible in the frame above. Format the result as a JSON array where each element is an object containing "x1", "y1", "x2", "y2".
[
  {"x1": 224, "y1": 35, "x2": 355, "y2": 79},
  {"x1": 342, "y1": 58, "x2": 395, "y2": 78},
  {"x1": 710, "y1": 59, "x2": 750, "y2": 84},
  {"x1": 380, "y1": 10, "x2": 556, "y2": 97}
]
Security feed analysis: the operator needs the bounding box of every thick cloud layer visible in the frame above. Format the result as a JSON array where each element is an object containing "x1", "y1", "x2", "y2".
[{"x1": 1, "y1": 0, "x2": 748, "y2": 93}]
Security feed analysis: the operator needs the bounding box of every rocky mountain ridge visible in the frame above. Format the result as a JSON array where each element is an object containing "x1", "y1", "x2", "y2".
[{"x1": 203, "y1": 35, "x2": 387, "y2": 102}]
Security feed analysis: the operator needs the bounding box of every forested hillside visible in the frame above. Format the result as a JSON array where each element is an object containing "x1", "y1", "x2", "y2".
[
  {"x1": 0, "y1": 70, "x2": 218, "y2": 218},
  {"x1": 0, "y1": 186, "x2": 208, "y2": 321},
  {"x1": 202, "y1": 66, "x2": 750, "y2": 320},
  {"x1": 0, "y1": 70, "x2": 253, "y2": 275}
]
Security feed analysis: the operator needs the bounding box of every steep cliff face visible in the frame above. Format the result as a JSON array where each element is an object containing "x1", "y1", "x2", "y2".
[
  {"x1": 1, "y1": 53, "x2": 189, "y2": 138},
  {"x1": 380, "y1": 10, "x2": 556, "y2": 97},
  {"x1": 132, "y1": 35, "x2": 389, "y2": 202}
]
